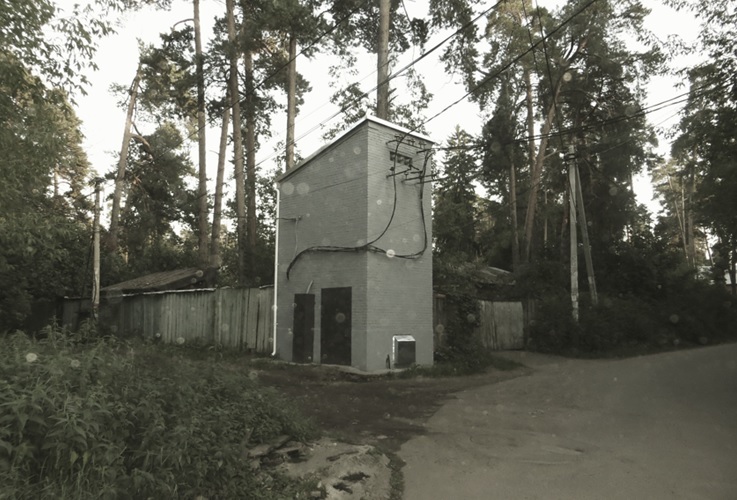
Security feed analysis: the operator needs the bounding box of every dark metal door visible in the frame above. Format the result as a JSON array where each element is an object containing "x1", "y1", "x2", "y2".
[
  {"x1": 292, "y1": 294, "x2": 315, "y2": 363},
  {"x1": 320, "y1": 287, "x2": 352, "y2": 365}
]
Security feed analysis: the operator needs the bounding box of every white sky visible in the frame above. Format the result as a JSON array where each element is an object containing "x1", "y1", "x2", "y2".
[{"x1": 58, "y1": 0, "x2": 701, "y2": 215}]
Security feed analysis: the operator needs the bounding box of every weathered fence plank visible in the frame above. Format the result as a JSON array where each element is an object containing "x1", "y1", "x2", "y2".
[
  {"x1": 432, "y1": 295, "x2": 525, "y2": 351},
  {"x1": 63, "y1": 289, "x2": 520, "y2": 354},
  {"x1": 63, "y1": 288, "x2": 274, "y2": 353}
]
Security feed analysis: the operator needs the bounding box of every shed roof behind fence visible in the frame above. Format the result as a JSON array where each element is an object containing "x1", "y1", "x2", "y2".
[{"x1": 102, "y1": 267, "x2": 217, "y2": 295}]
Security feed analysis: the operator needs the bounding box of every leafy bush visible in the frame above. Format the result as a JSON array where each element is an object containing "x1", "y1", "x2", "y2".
[
  {"x1": 0, "y1": 330, "x2": 318, "y2": 499},
  {"x1": 529, "y1": 285, "x2": 737, "y2": 356}
]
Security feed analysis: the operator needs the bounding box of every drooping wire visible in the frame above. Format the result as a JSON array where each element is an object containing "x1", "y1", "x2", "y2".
[
  {"x1": 285, "y1": 133, "x2": 433, "y2": 279},
  {"x1": 386, "y1": 0, "x2": 603, "y2": 150}
]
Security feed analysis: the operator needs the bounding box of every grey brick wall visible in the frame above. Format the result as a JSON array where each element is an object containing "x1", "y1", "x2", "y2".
[
  {"x1": 275, "y1": 117, "x2": 433, "y2": 372},
  {"x1": 365, "y1": 121, "x2": 433, "y2": 371}
]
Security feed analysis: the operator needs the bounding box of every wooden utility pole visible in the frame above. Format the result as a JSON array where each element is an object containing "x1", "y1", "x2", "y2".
[
  {"x1": 92, "y1": 178, "x2": 102, "y2": 320},
  {"x1": 574, "y1": 158, "x2": 598, "y2": 305},
  {"x1": 567, "y1": 148, "x2": 579, "y2": 322},
  {"x1": 109, "y1": 65, "x2": 141, "y2": 252},
  {"x1": 376, "y1": 0, "x2": 390, "y2": 119},
  {"x1": 285, "y1": 35, "x2": 297, "y2": 170}
]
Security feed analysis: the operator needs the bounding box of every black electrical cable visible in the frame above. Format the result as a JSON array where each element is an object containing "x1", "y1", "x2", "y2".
[
  {"x1": 413, "y1": 78, "x2": 729, "y2": 157},
  {"x1": 253, "y1": 0, "x2": 508, "y2": 173},
  {"x1": 285, "y1": 133, "x2": 433, "y2": 279}
]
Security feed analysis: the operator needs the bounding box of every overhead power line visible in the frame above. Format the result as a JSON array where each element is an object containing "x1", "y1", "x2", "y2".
[{"x1": 252, "y1": 0, "x2": 509, "y2": 172}]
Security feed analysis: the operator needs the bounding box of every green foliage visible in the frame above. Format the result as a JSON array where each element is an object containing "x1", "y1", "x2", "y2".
[
  {"x1": 527, "y1": 219, "x2": 737, "y2": 355},
  {"x1": 399, "y1": 345, "x2": 522, "y2": 378},
  {"x1": 114, "y1": 122, "x2": 199, "y2": 279},
  {"x1": 529, "y1": 284, "x2": 737, "y2": 356},
  {"x1": 432, "y1": 258, "x2": 488, "y2": 370},
  {"x1": 433, "y1": 128, "x2": 481, "y2": 260},
  {"x1": 0, "y1": 0, "x2": 115, "y2": 96},
  {"x1": 0, "y1": 331, "x2": 318, "y2": 499},
  {"x1": 0, "y1": 65, "x2": 93, "y2": 331}
]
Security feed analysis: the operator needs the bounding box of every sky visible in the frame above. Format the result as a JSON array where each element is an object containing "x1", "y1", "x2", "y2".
[{"x1": 58, "y1": 0, "x2": 702, "y2": 215}]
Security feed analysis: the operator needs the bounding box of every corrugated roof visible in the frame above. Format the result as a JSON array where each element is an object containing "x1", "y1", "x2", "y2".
[
  {"x1": 102, "y1": 268, "x2": 213, "y2": 295},
  {"x1": 475, "y1": 266, "x2": 515, "y2": 286}
]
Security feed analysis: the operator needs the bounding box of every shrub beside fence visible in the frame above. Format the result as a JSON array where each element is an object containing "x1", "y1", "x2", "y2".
[{"x1": 433, "y1": 294, "x2": 525, "y2": 350}]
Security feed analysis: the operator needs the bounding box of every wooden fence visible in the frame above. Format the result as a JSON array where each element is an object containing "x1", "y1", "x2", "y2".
[
  {"x1": 433, "y1": 295, "x2": 525, "y2": 350},
  {"x1": 59, "y1": 289, "x2": 523, "y2": 355},
  {"x1": 61, "y1": 288, "x2": 273, "y2": 353}
]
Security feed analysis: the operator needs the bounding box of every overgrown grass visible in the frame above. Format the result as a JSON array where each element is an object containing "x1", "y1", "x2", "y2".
[
  {"x1": 396, "y1": 345, "x2": 524, "y2": 378},
  {"x1": 0, "y1": 326, "x2": 319, "y2": 499}
]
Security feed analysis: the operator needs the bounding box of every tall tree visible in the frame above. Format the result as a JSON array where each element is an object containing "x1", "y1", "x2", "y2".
[
  {"x1": 435, "y1": 0, "x2": 661, "y2": 264},
  {"x1": 133, "y1": 23, "x2": 210, "y2": 265},
  {"x1": 667, "y1": 0, "x2": 737, "y2": 292},
  {"x1": 118, "y1": 123, "x2": 198, "y2": 275},
  {"x1": 434, "y1": 128, "x2": 481, "y2": 262},
  {"x1": 324, "y1": 0, "x2": 431, "y2": 136},
  {"x1": 226, "y1": 0, "x2": 247, "y2": 282},
  {"x1": 0, "y1": 82, "x2": 93, "y2": 329},
  {"x1": 194, "y1": 0, "x2": 209, "y2": 266},
  {"x1": 268, "y1": 0, "x2": 326, "y2": 170},
  {"x1": 481, "y1": 75, "x2": 526, "y2": 270},
  {"x1": 210, "y1": 96, "x2": 230, "y2": 267}
]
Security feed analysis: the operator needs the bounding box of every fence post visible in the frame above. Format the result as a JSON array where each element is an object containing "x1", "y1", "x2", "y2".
[{"x1": 213, "y1": 289, "x2": 222, "y2": 347}]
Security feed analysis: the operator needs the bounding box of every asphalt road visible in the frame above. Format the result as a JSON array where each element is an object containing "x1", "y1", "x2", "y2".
[{"x1": 400, "y1": 344, "x2": 737, "y2": 499}]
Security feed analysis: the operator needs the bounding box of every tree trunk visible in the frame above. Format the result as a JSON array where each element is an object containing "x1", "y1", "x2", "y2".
[
  {"x1": 194, "y1": 0, "x2": 209, "y2": 267},
  {"x1": 109, "y1": 65, "x2": 142, "y2": 253},
  {"x1": 524, "y1": 67, "x2": 537, "y2": 168},
  {"x1": 729, "y1": 245, "x2": 737, "y2": 296},
  {"x1": 285, "y1": 34, "x2": 297, "y2": 171},
  {"x1": 244, "y1": 47, "x2": 258, "y2": 279},
  {"x1": 210, "y1": 96, "x2": 230, "y2": 268},
  {"x1": 516, "y1": 66, "x2": 536, "y2": 269},
  {"x1": 667, "y1": 174, "x2": 689, "y2": 259},
  {"x1": 574, "y1": 158, "x2": 598, "y2": 305},
  {"x1": 376, "y1": 0, "x2": 390, "y2": 119},
  {"x1": 686, "y1": 164, "x2": 696, "y2": 267},
  {"x1": 509, "y1": 161, "x2": 520, "y2": 271},
  {"x1": 522, "y1": 77, "x2": 563, "y2": 262},
  {"x1": 226, "y1": 0, "x2": 246, "y2": 283}
]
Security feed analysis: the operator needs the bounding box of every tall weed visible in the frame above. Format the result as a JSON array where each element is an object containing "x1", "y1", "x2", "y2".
[{"x1": 0, "y1": 329, "x2": 317, "y2": 499}]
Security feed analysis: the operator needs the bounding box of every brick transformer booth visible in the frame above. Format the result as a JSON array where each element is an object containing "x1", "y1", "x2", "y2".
[{"x1": 273, "y1": 116, "x2": 434, "y2": 372}]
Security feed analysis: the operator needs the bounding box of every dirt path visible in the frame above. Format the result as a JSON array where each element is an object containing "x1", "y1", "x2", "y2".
[
  {"x1": 256, "y1": 363, "x2": 529, "y2": 453},
  {"x1": 400, "y1": 345, "x2": 737, "y2": 499}
]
